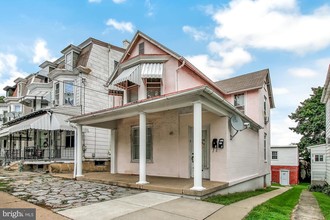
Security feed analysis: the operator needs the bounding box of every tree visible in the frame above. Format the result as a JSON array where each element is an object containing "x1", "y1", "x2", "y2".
[
  {"x1": 289, "y1": 87, "x2": 326, "y2": 160},
  {"x1": 0, "y1": 96, "x2": 4, "y2": 103}
]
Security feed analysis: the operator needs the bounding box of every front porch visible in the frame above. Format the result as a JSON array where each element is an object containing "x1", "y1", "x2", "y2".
[{"x1": 54, "y1": 172, "x2": 229, "y2": 197}]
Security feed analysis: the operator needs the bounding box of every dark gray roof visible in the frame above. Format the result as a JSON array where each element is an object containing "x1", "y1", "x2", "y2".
[{"x1": 215, "y1": 69, "x2": 269, "y2": 94}]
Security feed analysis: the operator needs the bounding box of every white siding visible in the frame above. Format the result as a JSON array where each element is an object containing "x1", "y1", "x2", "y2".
[
  {"x1": 270, "y1": 147, "x2": 299, "y2": 166},
  {"x1": 310, "y1": 145, "x2": 327, "y2": 181},
  {"x1": 326, "y1": 100, "x2": 330, "y2": 184}
]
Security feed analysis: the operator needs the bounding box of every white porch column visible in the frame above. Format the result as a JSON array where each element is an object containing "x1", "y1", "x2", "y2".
[
  {"x1": 110, "y1": 129, "x2": 117, "y2": 174},
  {"x1": 76, "y1": 124, "x2": 83, "y2": 177},
  {"x1": 190, "y1": 102, "x2": 205, "y2": 191},
  {"x1": 136, "y1": 112, "x2": 149, "y2": 184}
]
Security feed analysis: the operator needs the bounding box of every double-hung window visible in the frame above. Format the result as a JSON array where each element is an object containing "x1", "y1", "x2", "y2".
[
  {"x1": 314, "y1": 154, "x2": 324, "y2": 162},
  {"x1": 65, "y1": 52, "x2": 73, "y2": 70},
  {"x1": 234, "y1": 93, "x2": 245, "y2": 113},
  {"x1": 65, "y1": 131, "x2": 75, "y2": 148},
  {"x1": 64, "y1": 81, "x2": 74, "y2": 105},
  {"x1": 131, "y1": 126, "x2": 152, "y2": 162},
  {"x1": 127, "y1": 86, "x2": 138, "y2": 103},
  {"x1": 264, "y1": 133, "x2": 267, "y2": 161},
  {"x1": 54, "y1": 83, "x2": 60, "y2": 105},
  {"x1": 271, "y1": 151, "x2": 278, "y2": 160},
  {"x1": 139, "y1": 42, "x2": 145, "y2": 55},
  {"x1": 146, "y1": 79, "x2": 161, "y2": 98}
]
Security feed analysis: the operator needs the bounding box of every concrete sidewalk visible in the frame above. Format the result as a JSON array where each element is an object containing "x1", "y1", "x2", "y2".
[
  {"x1": 291, "y1": 190, "x2": 324, "y2": 220},
  {"x1": 206, "y1": 187, "x2": 290, "y2": 220},
  {"x1": 0, "y1": 191, "x2": 70, "y2": 220},
  {"x1": 59, "y1": 187, "x2": 290, "y2": 220}
]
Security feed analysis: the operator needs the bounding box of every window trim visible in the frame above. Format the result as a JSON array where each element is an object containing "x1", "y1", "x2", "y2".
[
  {"x1": 131, "y1": 125, "x2": 153, "y2": 163},
  {"x1": 127, "y1": 85, "x2": 139, "y2": 103},
  {"x1": 146, "y1": 78, "x2": 161, "y2": 98},
  {"x1": 65, "y1": 130, "x2": 75, "y2": 148},
  {"x1": 63, "y1": 81, "x2": 74, "y2": 106},
  {"x1": 139, "y1": 42, "x2": 145, "y2": 55},
  {"x1": 65, "y1": 52, "x2": 73, "y2": 71},
  {"x1": 234, "y1": 93, "x2": 245, "y2": 113},
  {"x1": 54, "y1": 82, "x2": 60, "y2": 105},
  {"x1": 314, "y1": 154, "x2": 325, "y2": 162},
  {"x1": 271, "y1": 151, "x2": 278, "y2": 160},
  {"x1": 264, "y1": 133, "x2": 267, "y2": 162}
]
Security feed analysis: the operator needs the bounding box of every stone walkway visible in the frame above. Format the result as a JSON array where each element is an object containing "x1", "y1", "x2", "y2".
[
  {"x1": 291, "y1": 190, "x2": 324, "y2": 220},
  {"x1": 0, "y1": 171, "x2": 142, "y2": 212}
]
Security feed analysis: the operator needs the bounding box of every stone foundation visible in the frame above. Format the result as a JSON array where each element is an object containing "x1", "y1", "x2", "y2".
[{"x1": 48, "y1": 160, "x2": 110, "y2": 173}]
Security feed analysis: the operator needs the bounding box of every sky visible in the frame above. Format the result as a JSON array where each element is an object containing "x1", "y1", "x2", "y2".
[{"x1": 1, "y1": 0, "x2": 330, "y2": 146}]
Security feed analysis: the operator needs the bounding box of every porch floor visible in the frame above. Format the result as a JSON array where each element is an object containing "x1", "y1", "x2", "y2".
[{"x1": 53, "y1": 172, "x2": 229, "y2": 197}]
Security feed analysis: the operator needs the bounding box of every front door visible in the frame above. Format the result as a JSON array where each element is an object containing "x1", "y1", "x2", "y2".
[
  {"x1": 189, "y1": 127, "x2": 210, "y2": 179},
  {"x1": 280, "y1": 170, "x2": 289, "y2": 185}
]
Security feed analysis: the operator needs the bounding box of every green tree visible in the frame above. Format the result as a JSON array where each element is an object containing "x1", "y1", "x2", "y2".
[
  {"x1": 289, "y1": 87, "x2": 326, "y2": 160},
  {"x1": 0, "y1": 96, "x2": 4, "y2": 103}
]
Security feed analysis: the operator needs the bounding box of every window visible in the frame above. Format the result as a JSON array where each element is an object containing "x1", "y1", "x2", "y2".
[
  {"x1": 14, "y1": 105, "x2": 21, "y2": 112},
  {"x1": 264, "y1": 133, "x2": 267, "y2": 161},
  {"x1": 264, "y1": 96, "x2": 268, "y2": 124},
  {"x1": 272, "y1": 151, "x2": 278, "y2": 160},
  {"x1": 127, "y1": 86, "x2": 138, "y2": 103},
  {"x1": 146, "y1": 79, "x2": 161, "y2": 98},
  {"x1": 314, "y1": 154, "x2": 324, "y2": 162},
  {"x1": 65, "y1": 131, "x2": 74, "y2": 148},
  {"x1": 95, "y1": 161, "x2": 106, "y2": 166},
  {"x1": 65, "y1": 52, "x2": 73, "y2": 70},
  {"x1": 54, "y1": 83, "x2": 60, "y2": 105},
  {"x1": 234, "y1": 93, "x2": 245, "y2": 112},
  {"x1": 64, "y1": 81, "x2": 74, "y2": 105},
  {"x1": 131, "y1": 126, "x2": 152, "y2": 162},
  {"x1": 139, "y1": 42, "x2": 144, "y2": 55}
]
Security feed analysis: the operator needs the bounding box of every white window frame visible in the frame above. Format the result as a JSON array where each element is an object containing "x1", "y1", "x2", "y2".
[
  {"x1": 63, "y1": 81, "x2": 74, "y2": 106},
  {"x1": 54, "y1": 82, "x2": 60, "y2": 105},
  {"x1": 234, "y1": 93, "x2": 245, "y2": 113},
  {"x1": 146, "y1": 78, "x2": 161, "y2": 98},
  {"x1": 65, "y1": 131, "x2": 74, "y2": 148},
  {"x1": 264, "y1": 133, "x2": 267, "y2": 162},
  {"x1": 131, "y1": 125, "x2": 153, "y2": 163},
  {"x1": 271, "y1": 151, "x2": 278, "y2": 160},
  {"x1": 127, "y1": 86, "x2": 138, "y2": 103},
  {"x1": 314, "y1": 154, "x2": 324, "y2": 162}
]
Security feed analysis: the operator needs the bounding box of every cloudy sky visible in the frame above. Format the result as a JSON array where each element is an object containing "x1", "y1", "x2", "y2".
[{"x1": 1, "y1": 0, "x2": 330, "y2": 145}]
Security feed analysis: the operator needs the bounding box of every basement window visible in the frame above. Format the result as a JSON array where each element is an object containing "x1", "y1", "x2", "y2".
[{"x1": 95, "y1": 161, "x2": 106, "y2": 166}]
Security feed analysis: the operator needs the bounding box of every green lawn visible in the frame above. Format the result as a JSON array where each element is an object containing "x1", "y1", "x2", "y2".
[
  {"x1": 244, "y1": 185, "x2": 307, "y2": 220},
  {"x1": 313, "y1": 192, "x2": 330, "y2": 220},
  {"x1": 203, "y1": 187, "x2": 277, "y2": 205}
]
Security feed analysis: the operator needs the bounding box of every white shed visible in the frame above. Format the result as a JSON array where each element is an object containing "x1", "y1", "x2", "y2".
[{"x1": 308, "y1": 144, "x2": 327, "y2": 184}]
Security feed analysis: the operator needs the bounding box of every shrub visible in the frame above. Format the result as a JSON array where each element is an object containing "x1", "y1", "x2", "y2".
[
  {"x1": 309, "y1": 183, "x2": 327, "y2": 192},
  {"x1": 322, "y1": 185, "x2": 330, "y2": 196}
]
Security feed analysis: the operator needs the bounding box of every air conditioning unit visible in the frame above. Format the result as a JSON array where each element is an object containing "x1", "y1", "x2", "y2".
[{"x1": 53, "y1": 100, "x2": 59, "y2": 106}]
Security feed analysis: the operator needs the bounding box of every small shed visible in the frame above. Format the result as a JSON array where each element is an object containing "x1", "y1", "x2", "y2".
[
  {"x1": 271, "y1": 145, "x2": 299, "y2": 185},
  {"x1": 308, "y1": 144, "x2": 327, "y2": 185}
]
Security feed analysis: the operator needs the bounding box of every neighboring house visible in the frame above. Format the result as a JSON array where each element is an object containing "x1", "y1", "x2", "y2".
[
  {"x1": 308, "y1": 144, "x2": 327, "y2": 184},
  {"x1": 0, "y1": 102, "x2": 8, "y2": 164},
  {"x1": 70, "y1": 31, "x2": 275, "y2": 193},
  {"x1": 271, "y1": 145, "x2": 299, "y2": 185},
  {"x1": 321, "y1": 64, "x2": 330, "y2": 185},
  {"x1": 0, "y1": 38, "x2": 125, "y2": 171}
]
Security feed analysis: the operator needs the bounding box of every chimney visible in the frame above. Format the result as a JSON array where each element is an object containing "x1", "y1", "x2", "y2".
[{"x1": 123, "y1": 40, "x2": 130, "y2": 49}]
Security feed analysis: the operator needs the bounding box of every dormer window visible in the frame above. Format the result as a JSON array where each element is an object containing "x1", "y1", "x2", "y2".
[
  {"x1": 54, "y1": 83, "x2": 60, "y2": 105},
  {"x1": 139, "y1": 42, "x2": 144, "y2": 55},
  {"x1": 65, "y1": 52, "x2": 73, "y2": 71},
  {"x1": 234, "y1": 93, "x2": 245, "y2": 113}
]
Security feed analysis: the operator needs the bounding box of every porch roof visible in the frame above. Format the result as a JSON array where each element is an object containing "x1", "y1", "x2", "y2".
[
  {"x1": 70, "y1": 86, "x2": 262, "y2": 131},
  {"x1": 7, "y1": 112, "x2": 74, "y2": 133}
]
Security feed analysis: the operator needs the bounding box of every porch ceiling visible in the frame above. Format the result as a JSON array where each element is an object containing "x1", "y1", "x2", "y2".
[{"x1": 70, "y1": 86, "x2": 262, "y2": 130}]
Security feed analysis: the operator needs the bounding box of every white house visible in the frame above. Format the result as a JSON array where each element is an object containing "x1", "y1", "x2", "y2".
[
  {"x1": 308, "y1": 144, "x2": 327, "y2": 184},
  {"x1": 321, "y1": 66, "x2": 330, "y2": 185},
  {"x1": 271, "y1": 145, "x2": 299, "y2": 185},
  {"x1": 0, "y1": 38, "x2": 125, "y2": 172}
]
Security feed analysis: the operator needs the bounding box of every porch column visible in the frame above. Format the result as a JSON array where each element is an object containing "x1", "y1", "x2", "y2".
[
  {"x1": 76, "y1": 124, "x2": 83, "y2": 177},
  {"x1": 110, "y1": 129, "x2": 117, "y2": 174},
  {"x1": 190, "y1": 102, "x2": 205, "y2": 191},
  {"x1": 136, "y1": 112, "x2": 149, "y2": 185}
]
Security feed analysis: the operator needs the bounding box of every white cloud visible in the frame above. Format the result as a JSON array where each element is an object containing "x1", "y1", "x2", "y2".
[
  {"x1": 0, "y1": 53, "x2": 26, "y2": 96},
  {"x1": 145, "y1": 0, "x2": 155, "y2": 17},
  {"x1": 273, "y1": 87, "x2": 289, "y2": 95},
  {"x1": 212, "y1": 0, "x2": 330, "y2": 54},
  {"x1": 88, "y1": 0, "x2": 102, "y2": 3},
  {"x1": 113, "y1": 0, "x2": 126, "y2": 3},
  {"x1": 32, "y1": 39, "x2": 55, "y2": 64},
  {"x1": 182, "y1": 26, "x2": 208, "y2": 41},
  {"x1": 106, "y1": 19, "x2": 134, "y2": 33},
  {"x1": 271, "y1": 116, "x2": 301, "y2": 145},
  {"x1": 288, "y1": 68, "x2": 318, "y2": 78}
]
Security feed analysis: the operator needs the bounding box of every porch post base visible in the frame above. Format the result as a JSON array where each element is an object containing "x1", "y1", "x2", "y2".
[
  {"x1": 136, "y1": 181, "x2": 149, "y2": 185},
  {"x1": 75, "y1": 174, "x2": 84, "y2": 178},
  {"x1": 190, "y1": 186, "x2": 206, "y2": 191}
]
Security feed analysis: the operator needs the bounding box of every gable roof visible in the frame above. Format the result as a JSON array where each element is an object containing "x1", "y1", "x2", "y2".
[
  {"x1": 106, "y1": 31, "x2": 225, "y2": 95},
  {"x1": 215, "y1": 69, "x2": 275, "y2": 108}
]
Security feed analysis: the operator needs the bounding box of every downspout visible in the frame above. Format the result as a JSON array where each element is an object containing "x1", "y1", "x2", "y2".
[{"x1": 176, "y1": 57, "x2": 185, "y2": 91}]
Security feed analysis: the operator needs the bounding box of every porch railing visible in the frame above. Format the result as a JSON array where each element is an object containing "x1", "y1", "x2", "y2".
[{"x1": 4, "y1": 146, "x2": 74, "y2": 162}]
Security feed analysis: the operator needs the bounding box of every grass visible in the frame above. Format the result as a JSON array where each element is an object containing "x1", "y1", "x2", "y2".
[
  {"x1": 244, "y1": 184, "x2": 308, "y2": 220},
  {"x1": 313, "y1": 192, "x2": 330, "y2": 220},
  {"x1": 0, "y1": 180, "x2": 13, "y2": 192},
  {"x1": 203, "y1": 187, "x2": 277, "y2": 205}
]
